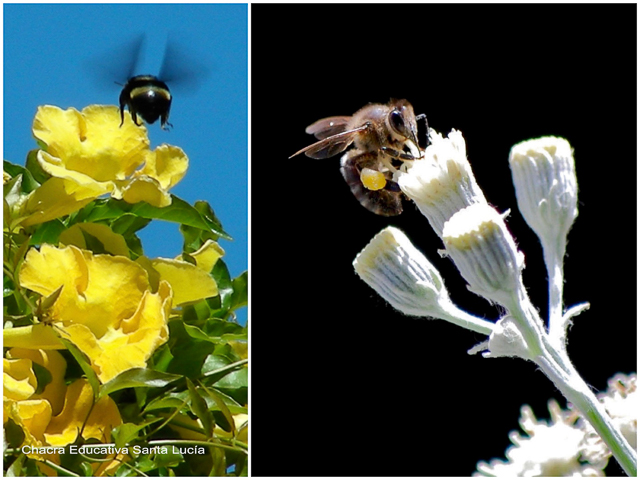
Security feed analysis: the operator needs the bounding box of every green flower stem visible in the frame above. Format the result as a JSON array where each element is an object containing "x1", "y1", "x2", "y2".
[{"x1": 508, "y1": 284, "x2": 637, "y2": 476}]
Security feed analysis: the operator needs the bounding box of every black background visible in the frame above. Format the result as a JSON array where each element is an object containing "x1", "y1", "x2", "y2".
[{"x1": 251, "y1": 4, "x2": 636, "y2": 476}]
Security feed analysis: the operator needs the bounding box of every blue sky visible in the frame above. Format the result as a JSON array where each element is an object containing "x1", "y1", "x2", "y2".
[{"x1": 4, "y1": 4, "x2": 248, "y2": 319}]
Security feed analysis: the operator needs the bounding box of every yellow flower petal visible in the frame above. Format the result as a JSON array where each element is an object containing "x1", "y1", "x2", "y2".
[
  {"x1": 5, "y1": 398, "x2": 52, "y2": 448},
  {"x1": 3, "y1": 324, "x2": 66, "y2": 350},
  {"x1": 189, "y1": 239, "x2": 226, "y2": 273},
  {"x1": 140, "y1": 144, "x2": 189, "y2": 189},
  {"x1": 20, "y1": 245, "x2": 150, "y2": 337},
  {"x1": 21, "y1": 175, "x2": 110, "y2": 227},
  {"x1": 94, "y1": 281, "x2": 172, "y2": 383},
  {"x1": 32, "y1": 105, "x2": 149, "y2": 182},
  {"x1": 19, "y1": 244, "x2": 88, "y2": 298},
  {"x1": 58, "y1": 281, "x2": 172, "y2": 383},
  {"x1": 114, "y1": 175, "x2": 172, "y2": 207},
  {"x1": 3, "y1": 358, "x2": 38, "y2": 400},
  {"x1": 150, "y1": 257, "x2": 218, "y2": 305},
  {"x1": 6, "y1": 349, "x2": 67, "y2": 415},
  {"x1": 44, "y1": 379, "x2": 122, "y2": 446}
]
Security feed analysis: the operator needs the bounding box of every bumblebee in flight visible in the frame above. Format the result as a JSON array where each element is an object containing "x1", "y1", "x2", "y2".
[
  {"x1": 119, "y1": 74, "x2": 172, "y2": 130},
  {"x1": 90, "y1": 34, "x2": 208, "y2": 131}
]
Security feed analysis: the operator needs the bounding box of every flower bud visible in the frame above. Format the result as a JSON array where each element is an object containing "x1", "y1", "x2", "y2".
[
  {"x1": 354, "y1": 227, "x2": 496, "y2": 335},
  {"x1": 509, "y1": 137, "x2": 578, "y2": 248},
  {"x1": 398, "y1": 129, "x2": 487, "y2": 237},
  {"x1": 353, "y1": 226, "x2": 449, "y2": 317},
  {"x1": 442, "y1": 203, "x2": 524, "y2": 306}
]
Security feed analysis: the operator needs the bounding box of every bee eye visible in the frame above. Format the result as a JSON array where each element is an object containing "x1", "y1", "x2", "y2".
[{"x1": 389, "y1": 110, "x2": 405, "y2": 134}]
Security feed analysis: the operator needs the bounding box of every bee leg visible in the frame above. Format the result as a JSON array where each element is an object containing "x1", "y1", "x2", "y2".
[
  {"x1": 379, "y1": 147, "x2": 420, "y2": 161},
  {"x1": 129, "y1": 109, "x2": 142, "y2": 127},
  {"x1": 161, "y1": 106, "x2": 172, "y2": 130}
]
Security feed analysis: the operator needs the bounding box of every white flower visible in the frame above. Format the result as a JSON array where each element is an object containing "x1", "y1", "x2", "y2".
[
  {"x1": 509, "y1": 137, "x2": 578, "y2": 250},
  {"x1": 398, "y1": 129, "x2": 487, "y2": 237},
  {"x1": 353, "y1": 226, "x2": 493, "y2": 335},
  {"x1": 442, "y1": 203, "x2": 524, "y2": 306},
  {"x1": 474, "y1": 400, "x2": 602, "y2": 477}
]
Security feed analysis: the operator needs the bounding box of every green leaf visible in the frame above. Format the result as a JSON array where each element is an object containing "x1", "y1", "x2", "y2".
[
  {"x1": 166, "y1": 320, "x2": 216, "y2": 377},
  {"x1": 99, "y1": 368, "x2": 182, "y2": 398},
  {"x1": 111, "y1": 213, "x2": 152, "y2": 237},
  {"x1": 4, "y1": 159, "x2": 40, "y2": 192},
  {"x1": 79, "y1": 198, "x2": 127, "y2": 223},
  {"x1": 31, "y1": 360, "x2": 53, "y2": 395},
  {"x1": 231, "y1": 271, "x2": 248, "y2": 310},
  {"x1": 194, "y1": 200, "x2": 229, "y2": 236},
  {"x1": 201, "y1": 385, "x2": 236, "y2": 436},
  {"x1": 29, "y1": 219, "x2": 65, "y2": 246},
  {"x1": 143, "y1": 391, "x2": 190, "y2": 413},
  {"x1": 187, "y1": 378, "x2": 214, "y2": 438},
  {"x1": 209, "y1": 260, "x2": 233, "y2": 316},
  {"x1": 131, "y1": 196, "x2": 232, "y2": 240},
  {"x1": 58, "y1": 336, "x2": 101, "y2": 400},
  {"x1": 201, "y1": 356, "x2": 248, "y2": 385},
  {"x1": 24, "y1": 149, "x2": 50, "y2": 185},
  {"x1": 112, "y1": 419, "x2": 162, "y2": 448}
]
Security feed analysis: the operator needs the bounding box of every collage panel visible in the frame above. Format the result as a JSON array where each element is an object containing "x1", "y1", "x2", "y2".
[
  {"x1": 251, "y1": 3, "x2": 636, "y2": 477},
  {"x1": 4, "y1": 3, "x2": 248, "y2": 477}
]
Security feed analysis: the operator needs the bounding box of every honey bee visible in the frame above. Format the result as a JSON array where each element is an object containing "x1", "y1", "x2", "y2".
[{"x1": 290, "y1": 99, "x2": 426, "y2": 216}]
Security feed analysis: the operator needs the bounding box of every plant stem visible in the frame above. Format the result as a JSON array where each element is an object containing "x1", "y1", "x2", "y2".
[
  {"x1": 544, "y1": 239, "x2": 566, "y2": 345},
  {"x1": 535, "y1": 352, "x2": 637, "y2": 476},
  {"x1": 509, "y1": 285, "x2": 636, "y2": 476}
]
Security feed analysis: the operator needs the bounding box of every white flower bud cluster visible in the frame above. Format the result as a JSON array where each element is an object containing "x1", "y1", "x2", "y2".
[
  {"x1": 355, "y1": 130, "x2": 581, "y2": 331},
  {"x1": 352, "y1": 128, "x2": 637, "y2": 475},
  {"x1": 398, "y1": 129, "x2": 525, "y2": 312}
]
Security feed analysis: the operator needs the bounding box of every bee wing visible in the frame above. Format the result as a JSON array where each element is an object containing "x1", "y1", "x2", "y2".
[
  {"x1": 159, "y1": 33, "x2": 211, "y2": 92},
  {"x1": 83, "y1": 34, "x2": 145, "y2": 89},
  {"x1": 289, "y1": 125, "x2": 367, "y2": 159},
  {"x1": 305, "y1": 116, "x2": 351, "y2": 139}
]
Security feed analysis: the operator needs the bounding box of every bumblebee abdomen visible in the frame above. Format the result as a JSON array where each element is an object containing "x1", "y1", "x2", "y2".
[{"x1": 119, "y1": 75, "x2": 172, "y2": 129}]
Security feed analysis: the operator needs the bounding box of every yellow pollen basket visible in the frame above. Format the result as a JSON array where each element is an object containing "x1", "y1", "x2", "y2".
[{"x1": 360, "y1": 168, "x2": 386, "y2": 191}]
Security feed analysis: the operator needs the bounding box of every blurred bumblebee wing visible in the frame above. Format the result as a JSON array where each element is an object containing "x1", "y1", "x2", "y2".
[
  {"x1": 305, "y1": 116, "x2": 351, "y2": 139},
  {"x1": 290, "y1": 125, "x2": 368, "y2": 159},
  {"x1": 83, "y1": 34, "x2": 145, "y2": 89}
]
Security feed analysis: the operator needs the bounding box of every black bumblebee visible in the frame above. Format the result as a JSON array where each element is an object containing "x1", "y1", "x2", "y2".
[
  {"x1": 119, "y1": 74, "x2": 172, "y2": 130},
  {"x1": 89, "y1": 34, "x2": 208, "y2": 131}
]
